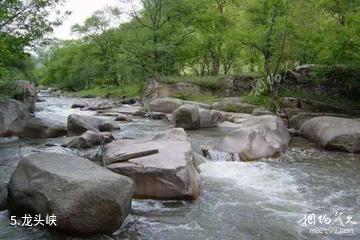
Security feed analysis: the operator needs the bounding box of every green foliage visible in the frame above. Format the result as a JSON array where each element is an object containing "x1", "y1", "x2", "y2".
[
  {"x1": 0, "y1": 0, "x2": 65, "y2": 98},
  {"x1": 243, "y1": 95, "x2": 273, "y2": 110},
  {"x1": 73, "y1": 84, "x2": 142, "y2": 98},
  {"x1": 24, "y1": 0, "x2": 360, "y2": 103}
]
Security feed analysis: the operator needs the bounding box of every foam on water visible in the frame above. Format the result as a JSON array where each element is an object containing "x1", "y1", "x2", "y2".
[{"x1": 200, "y1": 161, "x2": 306, "y2": 207}]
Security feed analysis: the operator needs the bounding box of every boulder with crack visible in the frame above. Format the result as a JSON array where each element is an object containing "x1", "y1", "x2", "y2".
[{"x1": 104, "y1": 128, "x2": 200, "y2": 200}]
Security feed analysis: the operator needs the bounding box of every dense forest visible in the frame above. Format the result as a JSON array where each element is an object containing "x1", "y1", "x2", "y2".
[{"x1": 1, "y1": 0, "x2": 360, "y2": 103}]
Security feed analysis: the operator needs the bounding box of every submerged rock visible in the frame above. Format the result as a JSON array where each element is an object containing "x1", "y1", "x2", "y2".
[
  {"x1": 202, "y1": 115, "x2": 290, "y2": 161},
  {"x1": 0, "y1": 99, "x2": 32, "y2": 137},
  {"x1": 105, "y1": 128, "x2": 200, "y2": 200},
  {"x1": 8, "y1": 153, "x2": 134, "y2": 236},
  {"x1": 71, "y1": 101, "x2": 88, "y2": 109},
  {"x1": 67, "y1": 114, "x2": 119, "y2": 136},
  {"x1": 115, "y1": 114, "x2": 133, "y2": 122},
  {"x1": 301, "y1": 117, "x2": 360, "y2": 153},
  {"x1": 19, "y1": 117, "x2": 67, "y2": 139},
  {"x1": 148, "y1": 97, "x2": 184, "y2": 113}
]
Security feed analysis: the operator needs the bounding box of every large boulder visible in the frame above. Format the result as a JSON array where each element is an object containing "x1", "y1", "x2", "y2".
[
  {"x1": 105, "y1": 128, "x2": 200, "y2": 200},
  {"x1": 173, "y1": 104, "x2": 200, "y2": 129},
  {"x1": 300, "y1": 117, "x2": 360, "y2": 153},
  {"x1": 148, "y1": 97, "x2": 184, "y2": 113},
  {"x1": 8, "y1": 153, "x2": 134, "y2": 236},
  {"x1": 173, "y1": 104, "x2": 227, "y2": 130},
  {"x1": 0, "y1": 99, "x2": 32, "y2": 137},
  {"x1": 67, "y1": 114, "x2": 119, "y2": 136},
  {"x1": 289, "y1": 112, "x2": 350, "y2": 130},
  {"x1": 63, "y1": 130, "x2": 114, "y2": 149},
  {"x1": 202, "y1": 115, "x2": 290, "y2": 161},
  {"x1": 15, "y1": 80, "x2": 37, "y2": 113},
  {"x1": 19, "y1": 117, "x2": 67, "y2": 139}
]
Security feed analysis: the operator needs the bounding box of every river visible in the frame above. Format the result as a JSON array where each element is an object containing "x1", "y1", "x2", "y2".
[{"x1": 0, "y1": 94, "x2": 359, "y2": 240}]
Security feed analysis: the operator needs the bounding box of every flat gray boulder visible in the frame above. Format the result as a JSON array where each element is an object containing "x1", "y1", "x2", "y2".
[
  {"x1": 67, "y1": 114, "x2": 119, "y2": 136},
  {"x1": 0, "y1": 99, "x2": 32, "y2": 137},
  {"x1": 148, "y1": 97, "x2": 184, "y2": 113},
  {"x1": 105, "y1": 128, "x2": 200, "y2": 200},
  {"x1": 203, "y1": 115, "x2": 290, "y2": 161},
  {"x1": 301, "y1": 116, "x2": 360, "y2": 153},
  {"x1": 19, "y1": 117, "x2": 67, "y2": 138},
  {"x1": 8, "y1": 153, "x2": 134, "y2": 236}
]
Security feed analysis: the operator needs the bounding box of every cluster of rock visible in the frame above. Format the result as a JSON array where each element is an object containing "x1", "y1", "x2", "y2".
[{"x1": 147, "y1": 97, "x2": 257, "y2": 130}]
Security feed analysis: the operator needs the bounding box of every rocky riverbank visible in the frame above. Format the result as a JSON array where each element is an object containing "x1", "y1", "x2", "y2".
[{"x1": 0, "y1": 86, "x2": 359, "y2": 238}]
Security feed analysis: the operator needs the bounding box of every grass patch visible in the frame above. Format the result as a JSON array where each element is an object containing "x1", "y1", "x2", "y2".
[
  {"x1": 174, "y1": 93, "x2": 222, "y2": 104},
  {"x1": 73, "y1": 84, "x2": 142, "y2": 98},
  {"x1": 160, "y1": 76, "x2": 224, "y2": 90},
  {"x1": 243, "y1": 95, "x2": 273, "y2": 110}
]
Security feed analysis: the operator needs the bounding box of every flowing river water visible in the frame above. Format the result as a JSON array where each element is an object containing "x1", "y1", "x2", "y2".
[{"x1": 0, "y1": 95, "x2": 359, "y2": 240}]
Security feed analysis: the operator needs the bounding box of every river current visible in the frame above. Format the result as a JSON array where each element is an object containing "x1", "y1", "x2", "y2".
[{"x1": 0, "y1": 95, "x2": 359, "y2": 240}]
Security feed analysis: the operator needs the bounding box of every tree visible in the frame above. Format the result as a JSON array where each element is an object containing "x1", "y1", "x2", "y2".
[
  {"x1": 0, "y1": 0, "x2": 67, "y2": 97},
  {"x1": 240, "y1": 0, "x2": 294, "y2": 112},
  {"x1": 72, "y1": 7, "x2": 123, "y2": 86}
]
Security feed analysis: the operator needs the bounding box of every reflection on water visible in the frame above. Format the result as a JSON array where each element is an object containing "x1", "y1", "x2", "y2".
[{"x1": 0, "y1": 95, "x2": 359, "y2": 239}]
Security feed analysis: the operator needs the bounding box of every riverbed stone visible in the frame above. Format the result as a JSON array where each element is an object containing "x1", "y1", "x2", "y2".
[
  {"x1": 105, "y1": 128, "x2": 200, "y2": 200},
  {"x1": 202, "y1": 115, "x2": 290, "y2": 161},
  {"x1": 300, "y1": 116, "x2": 360, "y2": 153},
  {"x1": 67, "y1": 114, "x2": 119, "y2": 136},
  {"x1": 173, "y1": 104, "x2": 228, "y2": 130},
  {"x1": 252, "y1": 108, "x2": 275, "y2": 116},
  {"x1": 115, "y1": 114, "x2": 133, "y2": 122},
  {"x1": 148, "y1": 97, "x2": 184, "y2": 113},
  {"x1": 19, "y1": 117, "x2": 67, "y2": 139},
  {"x1": 0, "y1": 99, "x2": 32, "y2": 137},
  {"x1": 63, "y1": 130, "x2": 114, "y2": 149},
  {"x1": 8, "y1": 153, "x2": 134, "y2": 236}
]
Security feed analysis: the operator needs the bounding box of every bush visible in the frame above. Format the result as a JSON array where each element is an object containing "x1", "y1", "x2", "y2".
[{"x1": 0, "y1": 80, "x2": 21, "y2": 100}]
